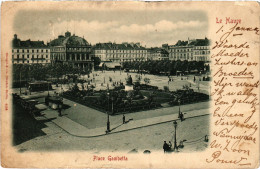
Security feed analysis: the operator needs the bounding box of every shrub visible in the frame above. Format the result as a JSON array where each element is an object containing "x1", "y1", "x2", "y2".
[
  {"x1": 163, "y1": 86, "x2": 169, "y2": 92},
  {"x1": 144, "y1": 77, "x2": 150, "y2": 85}
]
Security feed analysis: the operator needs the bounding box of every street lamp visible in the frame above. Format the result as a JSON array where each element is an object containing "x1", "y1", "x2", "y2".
[
  {"x1": 173, "y1": 120, "x2": 178, "y2": 151},
  {"x1": 106, "y1": 92, "x2": 111, "y2": 133},
  {"x1": 178, "y1": 99, "x2": 181, "y2": 118}
]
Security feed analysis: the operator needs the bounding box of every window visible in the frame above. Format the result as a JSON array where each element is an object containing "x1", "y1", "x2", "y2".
[
  {"x1": 32, "y1": 50, "x2": 34, "y2": 53},
  {"x1": 27, "y1": 55, "x2": 29, "y2": 58}
]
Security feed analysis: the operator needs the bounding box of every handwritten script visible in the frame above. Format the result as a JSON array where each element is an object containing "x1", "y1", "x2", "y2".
[{"x1": 206, "y1": 20, "x2": 259, "y2": 166}]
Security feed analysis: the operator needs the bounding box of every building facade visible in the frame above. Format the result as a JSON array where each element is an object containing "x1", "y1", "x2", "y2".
[
  {"x1": 91, "y1": 42, "x2": 148, "y2": 63},
  {"x1": 48, "y1": 31, "x2": 93, "y2": 71},
  {"x1": 147, "y1": 48, "x2": 169, "y2": 61},
  {"x1": 168, "y1": 38, "x2": 210, "y2": 62},
  {"x1": 12, "y1": 34, "x2": 51, "y2": 65}
]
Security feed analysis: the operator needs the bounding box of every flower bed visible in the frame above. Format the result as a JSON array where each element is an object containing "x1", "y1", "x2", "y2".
[{"x1": 62, "y1": 85, "x2": 161, "y2": 115}]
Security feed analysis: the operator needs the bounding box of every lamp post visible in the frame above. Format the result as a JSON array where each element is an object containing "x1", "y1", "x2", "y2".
[
  {"x1": 106, "y1": 92, "x2": 110, "y2": 133},
  {"x1": 173, "y1": 120, "x2": 178, "y2": 151},
  {"x1": 178, "y1": 99, "x2": 181, "y2": 118}
]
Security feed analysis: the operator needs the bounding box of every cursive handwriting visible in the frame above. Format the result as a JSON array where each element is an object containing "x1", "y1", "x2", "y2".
[
  {"x1": 206, "y1": 19, "x2": 259, "y2": 166},
  {"x1": 206, "y1": 151, "x2": 251, "y2": 166}
]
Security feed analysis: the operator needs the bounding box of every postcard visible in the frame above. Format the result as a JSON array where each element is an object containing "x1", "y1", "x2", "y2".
[{"x1": 1, "y1": 1, "x2": 259, "y2": 168}]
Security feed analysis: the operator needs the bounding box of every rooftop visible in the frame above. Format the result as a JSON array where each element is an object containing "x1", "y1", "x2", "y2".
[
  {"x1": 172, "y1": 37, "x2": 210, "y2": 47},
  {"x1": 12, "y1": 34, "x2": 47, "y2": 48},
  {"x1": 48, "y1": 31, "x2": 90, "y2": 47},
  {"x1": 93, "y1": 42, "x2": 146, "y2": 50}
]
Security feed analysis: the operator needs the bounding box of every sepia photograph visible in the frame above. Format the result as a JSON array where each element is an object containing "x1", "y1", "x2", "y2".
[
  {"x1": 11, "y1": 8, "x2": 211, "y2": 153},
  {"x1": 2, "y1": 1, "x2": 259, "y2": 168}
]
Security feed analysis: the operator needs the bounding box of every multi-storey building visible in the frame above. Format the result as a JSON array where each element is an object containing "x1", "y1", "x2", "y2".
[
  {"x1": 12, "y1": 34, "x2": 51, "y2": 65},
  {"x1": 147, "y1": 48, "x2": 169, "y2": 61},
  {"x1": 48, "y1": 31, "x2": 93, "y2": 71},
  {"x1": 192, "y1": 39, "x2": 211, "y2": 61},
  {"x1": 168, "y1": 41, "x2": 193, "y2": 61},
  {"x1": 168, "y1": 38, "x2": 210, "y2": 62},
  {"x1": 91, "y1": 42, "x2": 148, "y2": 63}
]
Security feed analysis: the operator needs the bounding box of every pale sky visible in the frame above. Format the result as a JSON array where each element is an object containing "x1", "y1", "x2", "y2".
[{"x1": 13, "y1": 10, "x2": 208, "y2": 47}]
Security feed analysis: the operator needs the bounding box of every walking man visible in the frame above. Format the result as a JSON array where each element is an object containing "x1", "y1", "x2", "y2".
[
  {"x1": 123, "y1": 114, "x2": 126, "y2": 124},
  {"x1": 163, "y1": 141, "x2": 169, "y2": 153},
  {"x1": 180, "y1": 112, "x2": 184, "y2": 121}
]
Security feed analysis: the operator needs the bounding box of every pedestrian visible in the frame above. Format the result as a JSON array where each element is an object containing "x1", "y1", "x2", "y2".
[
  {"x1": 179, "y1": 140, "x2": 184, "y2": 148},
  {"x1": 163, "y1": 141, "x2": 169, "y2": 153},
  {"x1": 58, "y1": 108, "x2": 62, "y2": 117},
  {"x1": 180, "y1": 112, "x2": 184, "y2": 121},
  {"x1": 123, "y1": 114, "x2": 126, "y2": 124},
  {"x1": 168, "y1": 141, "x2": 172, "y2": 149}
]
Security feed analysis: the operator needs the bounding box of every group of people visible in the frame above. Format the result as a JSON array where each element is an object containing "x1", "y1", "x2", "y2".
[{"x1": 163, "y1": 141, "x2": 173, "y2": 153}]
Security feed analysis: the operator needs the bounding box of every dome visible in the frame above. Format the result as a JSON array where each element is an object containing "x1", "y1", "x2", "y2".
[
  {"x1": 63, "y1": 36, "x2": 89, "y2": 46},
  {"x1": 49, "y1": 32, "x2": 89, "y2": 46}
]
